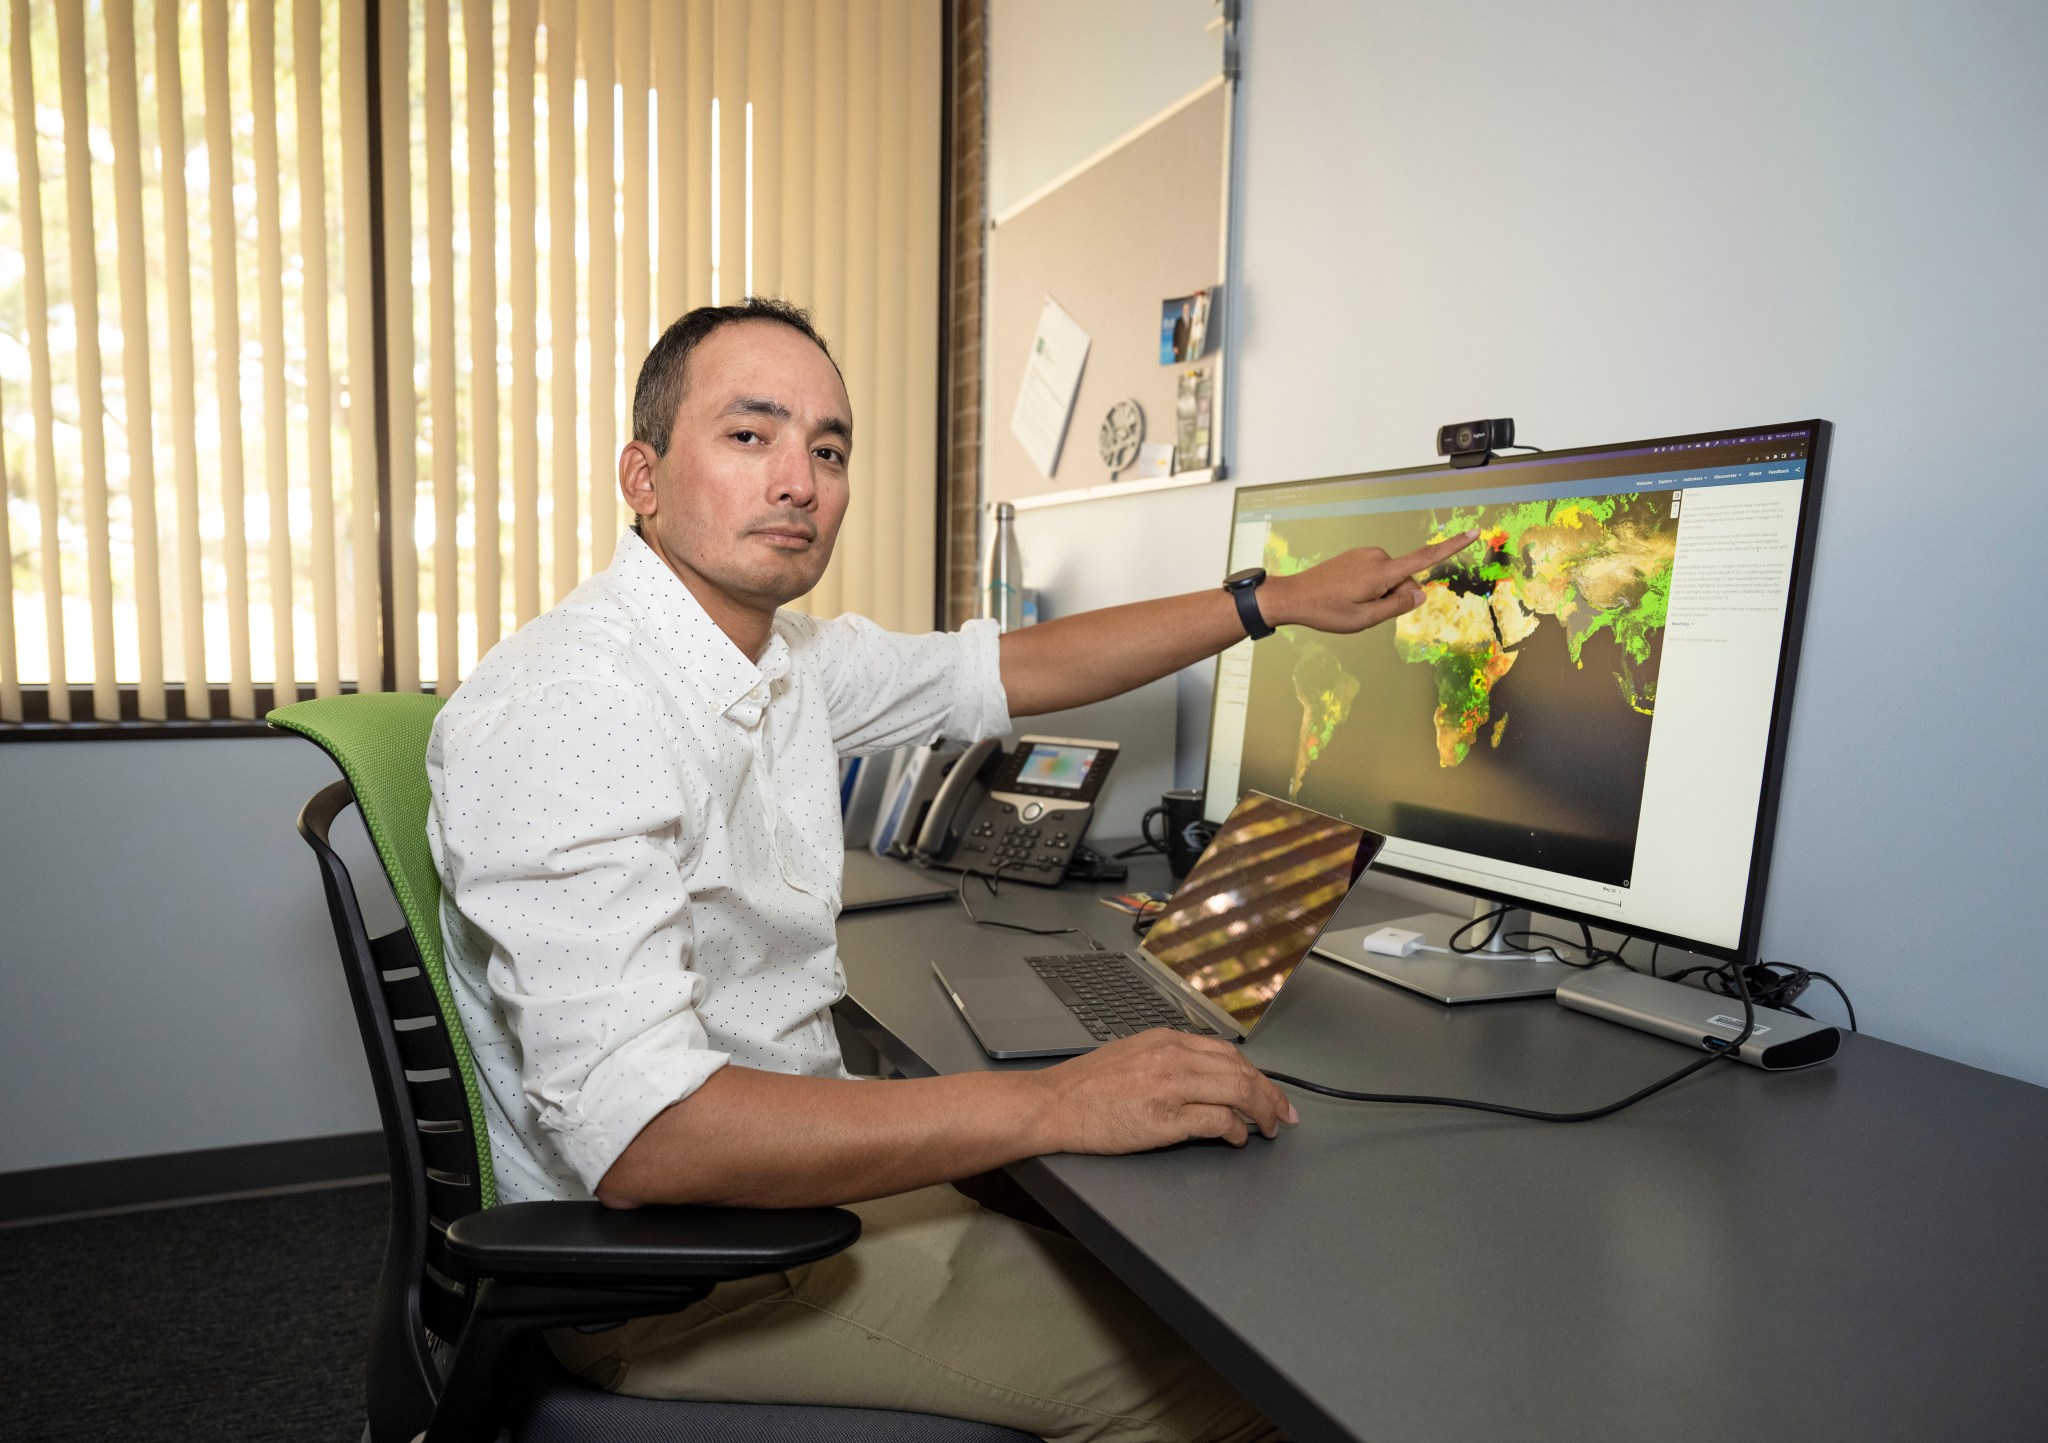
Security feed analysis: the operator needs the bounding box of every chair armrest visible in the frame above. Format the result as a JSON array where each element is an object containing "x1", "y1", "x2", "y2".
[
  {"x1": 444, "y1": 1200, "x2": 861, "y2": 1287},
  {"x1": 427, "y1": 1203, "x2": 860, "y2": 1443}
]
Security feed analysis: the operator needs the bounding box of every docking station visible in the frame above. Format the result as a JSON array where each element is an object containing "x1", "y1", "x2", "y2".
[{"x1": 1555, "y1": 965, "x2": 1839, "y2": 1071}]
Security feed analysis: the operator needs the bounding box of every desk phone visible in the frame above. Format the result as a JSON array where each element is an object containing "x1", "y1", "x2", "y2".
[{"x1": 912, "y1": 735, "x2": 1119, "y2": 885}]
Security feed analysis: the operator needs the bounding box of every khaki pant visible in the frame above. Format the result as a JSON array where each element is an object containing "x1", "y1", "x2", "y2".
[{"x1": 549, "y1": 1183, "x2": 1283, "y2": 1443}]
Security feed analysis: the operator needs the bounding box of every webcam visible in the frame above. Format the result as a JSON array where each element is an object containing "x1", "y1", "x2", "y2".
[{"x1": 1437, "y1": 418, "x2": 1515, "y2": 469}]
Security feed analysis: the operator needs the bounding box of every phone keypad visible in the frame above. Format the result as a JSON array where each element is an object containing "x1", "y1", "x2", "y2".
[{"x1": 956, "y1": 806, "x2": 1078, "y2": 883}]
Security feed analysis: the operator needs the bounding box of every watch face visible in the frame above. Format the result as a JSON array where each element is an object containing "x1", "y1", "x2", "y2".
[{"x1": 1224, "y1": 567, "x2": 1266, "y2": 590}]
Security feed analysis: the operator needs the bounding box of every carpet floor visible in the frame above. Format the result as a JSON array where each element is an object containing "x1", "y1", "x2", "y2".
[{"x1": 0, "y1": 1182, "x2": 387, "y2": 1443}]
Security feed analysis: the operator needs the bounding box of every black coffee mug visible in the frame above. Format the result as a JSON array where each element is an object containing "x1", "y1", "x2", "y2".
[{"x1": 1142, "y1": 788, "x2": 1216, "y2": 880}]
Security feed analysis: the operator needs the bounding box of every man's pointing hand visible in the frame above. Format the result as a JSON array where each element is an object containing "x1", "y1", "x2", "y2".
[{"x1": 1263, "y1": 529, "x2": 1481, "y2": 635}]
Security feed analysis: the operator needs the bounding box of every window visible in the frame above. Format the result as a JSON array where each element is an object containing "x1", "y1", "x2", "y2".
[{"x1": 1, "y1": 0, "x2": 944, "y2": 727}]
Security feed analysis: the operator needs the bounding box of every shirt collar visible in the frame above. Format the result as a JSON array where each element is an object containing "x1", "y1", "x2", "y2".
[{"x1": 604, "y1": 528, "x2": 792, "y2": 729}]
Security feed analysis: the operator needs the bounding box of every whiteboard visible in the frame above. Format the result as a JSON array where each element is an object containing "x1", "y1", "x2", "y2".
[{"x1": 986, "y1": 80, "x2": 1229, "y2": 508}]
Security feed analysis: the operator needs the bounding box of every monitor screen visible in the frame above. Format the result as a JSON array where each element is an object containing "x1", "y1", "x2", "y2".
[
  {"x1": 1140, "y1": 791, "x2": 1383, "y2": 1031},
  {"x1": 1202, "y1": 421, "x2": 1828, "y2": 962}
]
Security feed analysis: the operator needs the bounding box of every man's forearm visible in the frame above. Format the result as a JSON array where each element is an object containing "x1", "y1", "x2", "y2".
[
  {"x1": 595, "y1": 1065, "x2": 1055, "y2": 1209},
  {"x1": 998, "y1": 587, "x2": 1247, "y2": 718},
  {"x1": 995, "y1": 535, "x2": 1476, "y2": 719}
]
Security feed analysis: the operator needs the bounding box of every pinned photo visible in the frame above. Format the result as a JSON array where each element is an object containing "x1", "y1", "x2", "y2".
[
  {"x1": 1174, "y1": 369, "x2": 1214, "y2": 473},
  {"x1": 1159, "y1": 289, "x2": 1213, "y2": 364}
]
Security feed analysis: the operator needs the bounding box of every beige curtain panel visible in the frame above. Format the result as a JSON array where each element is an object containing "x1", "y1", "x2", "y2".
[{"x1": 1, "y1": 0, "x2": 943, "y2": 722}]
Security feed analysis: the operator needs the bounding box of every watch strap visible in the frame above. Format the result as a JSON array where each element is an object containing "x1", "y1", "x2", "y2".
[{"x1": 1230, "y1": 580, "x2": 1275, "y2": 641}]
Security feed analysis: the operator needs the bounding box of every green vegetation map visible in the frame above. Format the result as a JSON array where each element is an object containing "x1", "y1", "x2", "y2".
[{"x1": 1268, "y1": 494, "x2": 1675, "y2": 799}]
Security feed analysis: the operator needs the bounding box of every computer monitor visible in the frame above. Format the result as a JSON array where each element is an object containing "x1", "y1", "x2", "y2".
[{"x1": 1202, "y1": 420, "x2": 1830, "y2": 1001}]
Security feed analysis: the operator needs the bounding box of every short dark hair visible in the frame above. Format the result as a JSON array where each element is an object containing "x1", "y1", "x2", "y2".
[{"x1": 631, "y1": 297, "x2": 840, "y2": 458}]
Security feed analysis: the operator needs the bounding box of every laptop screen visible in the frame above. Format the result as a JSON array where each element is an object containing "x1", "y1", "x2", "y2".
[{"x1": 1140, "y1": 792, "x2": 1383, "y2": 1031}]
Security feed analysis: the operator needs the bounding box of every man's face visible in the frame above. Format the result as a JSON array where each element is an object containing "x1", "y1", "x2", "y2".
[{"x1": 630, "y1": 320, "x2": 852, "y2": 618}]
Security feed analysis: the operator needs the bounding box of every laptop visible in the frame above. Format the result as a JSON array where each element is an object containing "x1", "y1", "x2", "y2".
[{"x1": 934, "y1": 792, "x2": 1384, "y2": 1058}]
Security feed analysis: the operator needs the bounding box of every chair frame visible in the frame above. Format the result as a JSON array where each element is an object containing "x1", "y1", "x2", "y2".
[{"x1": 298, "y1": 779, "x2": 875, "y2": 1443}]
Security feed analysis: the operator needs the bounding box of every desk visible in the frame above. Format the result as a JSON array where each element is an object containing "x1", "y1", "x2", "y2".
[{"x1": 836, "y1": 858, "x2": 2048, "y2": 1443}]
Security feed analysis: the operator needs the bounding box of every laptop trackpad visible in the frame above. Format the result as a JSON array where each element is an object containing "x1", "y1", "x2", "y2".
[{"x1": 954, "y1": 976, "x2": 1072, "y2": 1021}]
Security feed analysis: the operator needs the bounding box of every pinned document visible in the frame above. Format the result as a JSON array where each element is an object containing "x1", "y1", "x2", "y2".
[{"x1": 1010, "y1": 296, "x2": 1090, "y2": 478}]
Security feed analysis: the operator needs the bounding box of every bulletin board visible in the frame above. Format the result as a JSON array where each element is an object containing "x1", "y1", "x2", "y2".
[{"x1": 986, "y1": 79, "x2": 1231, "y2": 509}]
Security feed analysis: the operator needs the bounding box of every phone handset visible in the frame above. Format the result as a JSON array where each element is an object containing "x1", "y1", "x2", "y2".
[{"x1": 913, "y1": 737, "x2": 1003, "y2": 865}]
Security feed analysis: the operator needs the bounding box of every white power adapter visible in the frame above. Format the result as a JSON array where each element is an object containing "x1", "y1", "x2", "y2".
[{"x1": 1361, "y1": 926, "x2": 1426, "y2": 957}]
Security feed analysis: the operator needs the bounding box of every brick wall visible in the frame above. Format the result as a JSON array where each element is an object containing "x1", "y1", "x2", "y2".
[{"x1": 942, "y1": 0, "x2": 987, "y2": 629}]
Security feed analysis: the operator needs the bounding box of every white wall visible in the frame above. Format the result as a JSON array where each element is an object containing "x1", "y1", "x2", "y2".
[
  {"x1": 0, "y1": 738, "x2": 381, "y2": 1172},
  {"x1": 999, "y1": 1, "x2": 2048, "y2": 1084}
]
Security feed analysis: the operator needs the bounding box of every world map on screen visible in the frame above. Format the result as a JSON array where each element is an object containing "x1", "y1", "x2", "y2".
[{"x1": 1269, "y1": 493, "x2": 1675, "y2": 801}]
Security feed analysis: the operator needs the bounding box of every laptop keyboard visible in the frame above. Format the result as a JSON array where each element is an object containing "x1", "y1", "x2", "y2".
[{"x1": 1025, "y1": 952, "x2": 1217, "y2": 1041}]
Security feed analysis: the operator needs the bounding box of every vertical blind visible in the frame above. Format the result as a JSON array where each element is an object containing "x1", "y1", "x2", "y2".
[{"x1": 1, "y1": 0, "x2": 943, "y2": 723}]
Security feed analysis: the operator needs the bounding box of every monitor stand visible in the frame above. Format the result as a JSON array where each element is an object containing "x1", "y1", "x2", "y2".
[{"x1": 1314, "y1": 898, "x2": 1582, "y2": 1003}]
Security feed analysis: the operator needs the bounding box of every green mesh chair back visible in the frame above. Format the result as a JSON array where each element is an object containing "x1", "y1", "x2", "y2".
[
  {"x1": 277, "y1": 692, "x2": 494, "y2": 1438},
  {"x1": 272, "y1": 692, "x2": 496, "y2": 1209}
]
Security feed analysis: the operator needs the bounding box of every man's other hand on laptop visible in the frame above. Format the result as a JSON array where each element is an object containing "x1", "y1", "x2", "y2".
[{"x1": 1036, "y1": 1030, "x2": 1298, "y2": 1153}]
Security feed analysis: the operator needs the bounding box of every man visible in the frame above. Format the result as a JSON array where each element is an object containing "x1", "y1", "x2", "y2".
[{"x1": 428, "y1": 298, "x2": 1476, "y2": 1441}]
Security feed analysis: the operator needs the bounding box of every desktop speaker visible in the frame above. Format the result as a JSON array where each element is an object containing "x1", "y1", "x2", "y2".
[{"x1": 1555, "y1": 965, "x2": 1839, "y2": 1071}]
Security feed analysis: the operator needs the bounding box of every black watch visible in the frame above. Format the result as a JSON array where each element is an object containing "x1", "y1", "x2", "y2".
[{"x1": 1222, "y1": 567, "x2": 1275, "y2": 641}]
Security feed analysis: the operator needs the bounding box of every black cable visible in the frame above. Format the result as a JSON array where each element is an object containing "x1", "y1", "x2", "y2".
[
  {"x1": 1447, "y1": 905, "x2": 1509, "y2": 952},
  {"x1": 1501, "y1": 927, "x2": 1602, "y2": 969},
  {"x1": 1631, "y1": 955, "x2": 1855, "y2": 1033},
  {"x1": 1498, "y1": 443, "x2": 1545, "y2": 454},
  {"x1": 1437, "y1": 911, "x2": 1853, "y2": 1044},
  {"x1": 1449, "y1": 905, "x2": 1601, "y2": 970},
  {"x1": 1112, "y1": 838, "x2": 1164, "y2": 859},
  {"x1": 1806, "y1": 970, "x2": 1857, "y2": 1031},
  {"x1": 1662, "y1": 963, "x2": 1722, "y2": 989},
  {"x1": 1706, "y1": 960, "x2": 1811, "y2": 1013},
  {"x1": 1583, "y1": 928, "x2": 1642, "y2": 973},
  {"x1": 1264, "y1": 1053, "x2": 1717, "y2": 1123},
  {"x1": 954, "y1": 866, "x2": 1107, "y2": 950},
  {"x1": 1262, "y1": 949, "x2": 1759, "y2": 1124},
  {"x1": 1585, "y1": 926, "x2": 1624, "y2": 967}
]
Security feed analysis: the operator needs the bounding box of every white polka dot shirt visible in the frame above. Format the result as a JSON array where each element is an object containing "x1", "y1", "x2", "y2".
[{"x1": 426, "y1": 528, "x2": 1012, "y2": 1202}]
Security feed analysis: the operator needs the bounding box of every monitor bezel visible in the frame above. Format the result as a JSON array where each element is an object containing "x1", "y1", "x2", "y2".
[{"x1": 1204, "y1": 418, "x2": 1833, "y2": 968}]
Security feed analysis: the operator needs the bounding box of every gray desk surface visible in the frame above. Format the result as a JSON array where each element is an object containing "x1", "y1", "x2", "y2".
[{"x1": 836, "y1": 857, "x2": 2048, "y2": 1443}]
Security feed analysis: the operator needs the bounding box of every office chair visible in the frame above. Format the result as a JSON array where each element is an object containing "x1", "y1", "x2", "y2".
[{"x1": 274, "y1": 693, "x2": 1034, "y2": 1443}]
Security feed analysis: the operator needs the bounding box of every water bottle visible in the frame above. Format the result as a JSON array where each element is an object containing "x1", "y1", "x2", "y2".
[{"x1": 982, "y1": 502, "x2": 1025, "y2": 631}]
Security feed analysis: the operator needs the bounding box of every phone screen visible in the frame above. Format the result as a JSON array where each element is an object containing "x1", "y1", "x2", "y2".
[{"x1": 1016, "y1": 744, "x2": 1097, "y2": 790}]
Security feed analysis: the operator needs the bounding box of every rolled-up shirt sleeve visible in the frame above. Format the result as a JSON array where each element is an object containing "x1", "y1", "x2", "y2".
[
  {"x1": 429, "y1": 676, "x2": 728, "y2": 1192},
  {"x1": 804, "y1": 613, "x2": 1013, "y2": 754}
]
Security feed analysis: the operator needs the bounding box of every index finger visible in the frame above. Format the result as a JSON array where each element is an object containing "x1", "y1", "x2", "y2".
[{"x1": 1391, "y1": 529, "x2": 1481, "y2": 577}]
